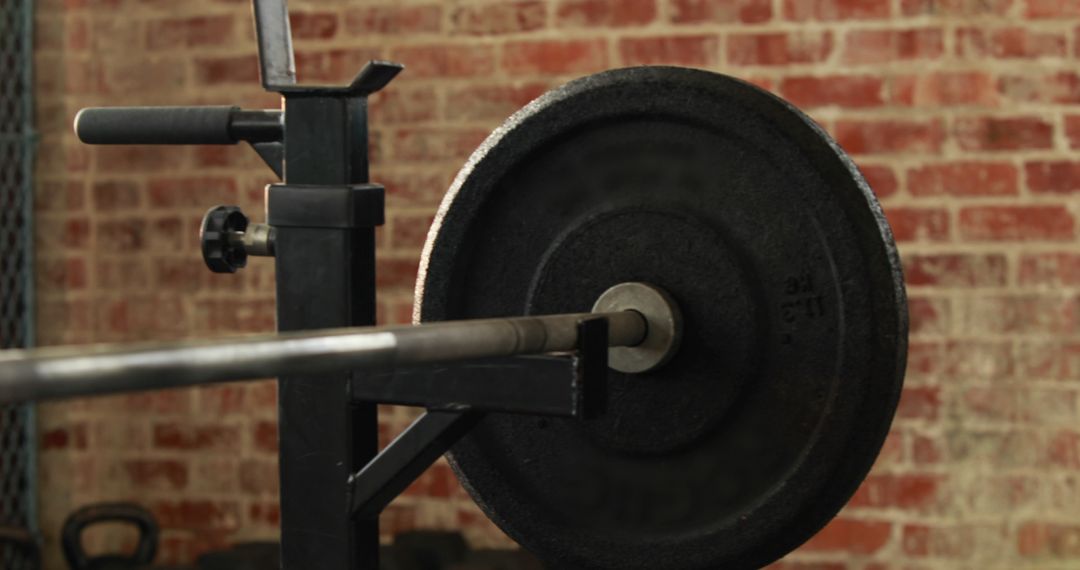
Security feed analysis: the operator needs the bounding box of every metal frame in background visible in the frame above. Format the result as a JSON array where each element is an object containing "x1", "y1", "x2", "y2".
[{"x1": 0, "y1": 0, "x2": 38, "y2": 567}]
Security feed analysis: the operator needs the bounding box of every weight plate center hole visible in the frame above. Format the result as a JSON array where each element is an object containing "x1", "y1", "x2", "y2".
[{"x1": 592, "y1": 282, "x2": 684, "y2": 374}]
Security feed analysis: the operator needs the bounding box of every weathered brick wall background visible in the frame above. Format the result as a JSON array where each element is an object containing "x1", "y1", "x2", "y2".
[{"x1": 29, "y1": 0, "x2": 1080, "y2": 568}]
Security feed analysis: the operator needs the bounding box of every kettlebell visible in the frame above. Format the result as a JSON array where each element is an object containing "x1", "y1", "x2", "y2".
[{"x1": 62, "y1": 503, "x2": 158, "y2": 570}]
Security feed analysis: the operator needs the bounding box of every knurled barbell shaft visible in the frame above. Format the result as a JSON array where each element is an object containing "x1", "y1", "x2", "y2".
[{"x1": 0, "y1": 311, "x2": 647, "y2": 403}]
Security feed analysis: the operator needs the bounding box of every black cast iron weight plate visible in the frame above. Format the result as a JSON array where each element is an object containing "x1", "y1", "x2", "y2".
[{"x1": 416, "y1": 66, "x2": 908, "y2": 570}]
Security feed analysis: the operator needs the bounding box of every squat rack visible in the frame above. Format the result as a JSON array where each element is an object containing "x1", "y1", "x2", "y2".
[{"x1": 67, "y1": 1, "x2": 613, "y2": 567}]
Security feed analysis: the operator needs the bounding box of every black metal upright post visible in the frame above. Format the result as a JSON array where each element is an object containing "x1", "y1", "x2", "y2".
[
  {"x1": 271, "y1": 94, "x2": 380, "y2": 568},
  {"x1": 253, "y1": 3, "x2": 397, "y2": 566}
]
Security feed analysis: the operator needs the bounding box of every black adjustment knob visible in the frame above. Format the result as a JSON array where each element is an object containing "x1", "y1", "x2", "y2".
[{"x1": 201, "y1": 205, "x2": 249, "y2": 273}]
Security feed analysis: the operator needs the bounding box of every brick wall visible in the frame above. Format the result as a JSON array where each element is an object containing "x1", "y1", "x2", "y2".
[{"x1": 31, "y1": 0, "x2": 1080, "y2": 568}]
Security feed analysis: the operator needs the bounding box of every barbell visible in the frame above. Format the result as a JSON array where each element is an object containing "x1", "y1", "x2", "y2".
[{"x1": 5, "y1": 66, "x2": 907, "y2": 569}]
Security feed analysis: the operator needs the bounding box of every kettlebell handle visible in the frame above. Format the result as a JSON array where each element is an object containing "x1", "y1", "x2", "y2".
[{"x1": 61, "y1": 503, "x2": 158, "y2": 570}]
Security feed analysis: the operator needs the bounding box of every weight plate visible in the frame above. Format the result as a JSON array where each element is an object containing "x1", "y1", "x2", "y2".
[{"x1": 416, "y1": 66, "x2": 907, "y2": 570}]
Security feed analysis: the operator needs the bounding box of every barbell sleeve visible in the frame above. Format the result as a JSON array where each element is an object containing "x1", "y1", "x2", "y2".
[{"x1": 0, "y1": 311, "x2": 647, "y2": 403}]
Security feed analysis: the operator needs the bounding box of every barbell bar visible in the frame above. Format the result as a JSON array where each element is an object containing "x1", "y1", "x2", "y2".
[{"x1": 0, "y1": 282, "x2": 681, "y2": 404}]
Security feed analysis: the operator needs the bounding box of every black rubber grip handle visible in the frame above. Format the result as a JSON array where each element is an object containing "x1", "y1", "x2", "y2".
[{"x1": 75, "y1": 106, "x2": 238, "y2": 144}]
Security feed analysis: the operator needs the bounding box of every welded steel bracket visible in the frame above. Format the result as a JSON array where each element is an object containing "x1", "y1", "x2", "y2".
[{"x1": 346, "y1": 318, "x2": 609, "y2": 520}]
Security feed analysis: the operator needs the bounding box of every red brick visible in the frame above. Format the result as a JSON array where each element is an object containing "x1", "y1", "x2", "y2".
[
  {"x1": 850, "y1": 474, "x2": 941, "y2": 509},
  {"x1": 344, "y1": 5, "x2": 443, "y2": 35},
  {"x1": 1046, "y1": 429, "x2": 1080, "y2": 468},
  {"x1": 105, "y1": 58, "x2": 189, "y2": 95},
  {"x1": 253, "y1": 420, "x2": 277, "y2": 453},
  {"x1": 898, "y1": 386, "x2": 943, "y2": 419},
  {"x1": 803, "y1": 518, "x2": 893, "y2": 554},
  {"x1": 393, "y1": 128, "x2": 489, "y2": 162},
  {"x1": 878, "y1": 429, "x2": 906, "y2": 467},
  {"x1": 154, "y1": 423, "x2": 241, "y2": 453},
  {"x1": 41, "y1": 423, "x2": 88, "y2": 450},
  {"x1": 1067, "y1": 115, "x2": 1080, "y2": 148},
  {"x1": 908, "y1": 162, "x2": 1018, "y2": 197},
  {"x1": 147, "y1": 216, "x2": 184, "y2": 252},
  {"x1": 957, "y1": 295, "x2": 1078, "y2": 335},
  {"x1": 784, "y1": 0, "x2": 890, "y2": 21},
  {"x1": 391, "y1": 44, "x2": 495, "y2": 78},
  {"x1": 390, "y1": 212, "x2": 435, "y2": 250},
  {"x1": 58, "y1": 0, "x2": 122, "y2": 9},
  {"x1": 404, "y1": 463, "x2": 459, "y2": 498},
  {"x1": 37, "y1": 299, "x2": 92, "y2": 345},
  {"x1": 95, "y1": 146, "x2": 174, "y2": 173},
  {"x1": 1020, "y1": 253, "x2": 1080, "y2": 286},
  {"x1": 48, "y1": 217, "x2": 89, "y2": 250},
  {"x1": 370, "y1": 87, "x2": 438, "y2": 124},
  {"x1": 890, "y1": 72, "x2": 997, "y2": 107},
  {"x1": 121, "y1": 389, "x2": 191, "y2": 415},
  {"x1": 153, "y1": 500, "x2": 240, "y2": 531},
  {"x1": 619, "y1": 35, "x2": 719, "y2": 66},
  {"x1": 1023, "y1": 520, "x2": 1080, "y2": 558},
  {"x1": 961, "y1": 386, "x2": 1019, "y2": 421},
  {"x1": 909, "y1": 296, "x2": 950, "y2": 334},
  {"x1": 381, "y1": 504, "x2": 420, "y2": 538},
  {"x1": 859, "y1": 164, "x2": 898, "y2": 197},
  {"x1": 194, "y1": 299, "x2": 276, "y2": 334},
  {"x1": 955, "y1": 117, "x2": 1054, "y2": 152},
  {"x1": 957, "y1": 26, "x2": 1067, "y2": 59},
  {"x1": 902, "y1": 0, "x2": 1012, "y2": 15},
  {"x1": 294, "y1": 47, "x2": 383, "y2": 83},
  {"x1": 999, "y1": 72, "x2": 1080, "y2": 104},
  {"x1": 195, "y1": 55, "x2": 259, "y2": 85},
  {"x1": 249, "y1": 381, "x2": 278, "y2": 411},
  {"x1": 38, "y1": 257, "x2": 88, "y2": 290},
  {"x1": 198, "y1": 385, "x2": 247, "y2": 415},
  {"x1": 1017, "y1": 341, "x2": 1080, "y2": 380},
  {"x1": 97, "y1": 219, "x2": 146, "y2": 251},
  {"x1": 60, "y1": 143, "x2": 91, "y2": 174},
  {"x1": 380, "y1": 170, "x2": 453, "y2": 206},
  {"x1": 1026, "y1": 0, "x2": 1080, "y2": 18},
  {"x1": 148, "y1": 177, "x2": 237, "y2": 208},
  {"x1": 907, "y1": 342, "x2": 944, "y2": 377},
  {"x1": 905, "y1": 253, "x2": 1008, "y2": 287},
  {"x1": 146, "y1": 15, "x2": 234, "y2": 50},
  {"x1": 557, "y1": 0, "x2": 657, "y2": 27},
  {"x1": 842, "y1": 28, "x2": 944, "y2": 65},
  {"x1": 36, "y1": 181, "x2": 85, "y2": 212},
  {"x1": 727, "y1": 31, "x2": 834, "y2": 66},
  {"x1": 503, "y1": 39, "x2": 609, "y2": 75},
  {"x1": 446, "y1": 82, "x2": 550, "y2": 121},
  {"x1": 122, "y1": 459, "x2": 188, "y2": 491},
  {"x1": 913, "y1": 433, "x2": 944, "y2": 464},
  {"x1": 248, "y1": 502, "x2": 280, "y2": 527},
  {"x1": 834, "y1": 119, "x2": 945, "y2": 155},
  {"x1": 289, "y1": 11, "x2": 338, "y2": 40},
  {"x1": 960, "y1": 206, "x2": 1074, "y2": 241},
  {"x1": 450, "y1": 1, "x2": 546, "y2": 35},
  {"x1": 193, "y1": 145, "x2": 249, "y2": 168},
  {"x1": 669, "y1": 0, "x2": 773, "y2": 23},
  {"x1": 240, "y1": 459, "x2": 279, "y2": 495},
  {"x1": 885, "y1": 207, "x2": 950, "y2": 241},
  {"x1": 902, "y1": 524, "x2": 977, "y2": 557},
  {"x1": 377, "y1": 257, "x2": 421, "y2": 289},
  {"x1": 91, "y1": 180, "x2": 140, "y2": 211},
  {"x1": 780, "y1": 75, "x2": 884, "y2": 108},
  {"x1": 153, "y1": 258, "x2": 206, "y2": 291},
  {"x1": 1026, "y1": 161, "x2": 1080, "y2": 194}
]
